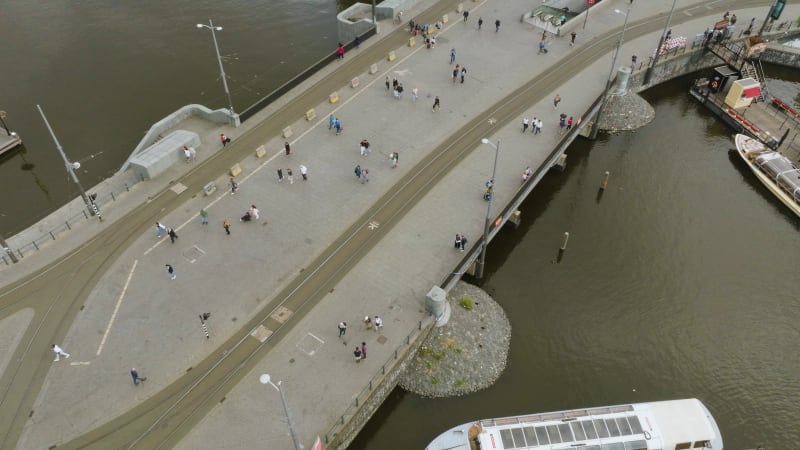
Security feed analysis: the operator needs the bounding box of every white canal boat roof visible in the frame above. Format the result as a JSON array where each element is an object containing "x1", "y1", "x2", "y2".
[{"x1": 426, "y1": 398, "x2": 723, "y2": 450}]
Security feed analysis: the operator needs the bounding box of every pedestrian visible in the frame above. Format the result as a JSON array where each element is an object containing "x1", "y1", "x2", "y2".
[
  {"x1": 200, "y1": 208, "x2": 209, "y2": 225},
  {"x1": 336, "y1": 42, "x2": 345, "y2": 60},
  {"x1": 230, "y1": 177, "x2": 238, "y2": 194},
  {"x1": 535, "y1": 118, "x2": 542, "y2": 134},
  {"x1": 723, "y1": 11, "x2": 730, "y2": 20},
  {"x1": 460, "y1": 235, "x2": 467, "y2": 252},
  {"x1": 338, "y1": 321, "x2": 347, "y2": 337},
  {"x1": 284, "y1": 141, "x2": 291, "y2": 156},
  {"x1": 454, "y1": 233, "x2": 462, "y2": 249},
  {"x1": 183, "y1": 145, "x2": 196, "y2": 162},
  {"x1": 450, "y1": 48, "x2": 456, "y2": 64},
  {"x1": 665, "y1": 29, "x2": 672, "y2": 41},
  {"x1": 538, "y1": 40, "x2": 547, "y2": 54},
  {"x1": 374, "y1": 315, "x2": 383, "y2": 331},
  {"x1": 223, "y1": 219, "x2": 231, "y2": 235},
  {"x1": 385, "y1": 76, "x2": 390, "y2": 90},
  {"x1": 277, "y1": 168, "x2": 283, "y2": 182},
  {"x1": 567, "y1": 116, "x2": 573, "y2": 131},
  {"x1": 392, "y1": 78, "x2": 399, "y2": 91},
  {"x1": 130, "y1": 368, "x2": 147, "y2": 385},
  {"x1": 478, "y1": 17, "x2": 483, "y2": 30},
  {"x1": 460, "y1": 66, "x2": 467, "y2": 84},
  {"x1": 360, "y1": 142, "x2": 368, "y2": 156},
  {"x1": 463, "y1": 10, "x2": 469, "y2": 22},
  {"x1": 396, "y1": 83, "x2": 404, "y2": 98},
  {"x1": 51, "y1": 344, "x2": 70, "y2": 362},
  {"x1": 155, "y1": 222, "x2": 167, "y2": 238},
  {"x1": 354, "y1": 35, "x2": 361, "y2": 49},
  {"x1": 354, "y1": 164, "x2": 362, "y2": 180},
  {"x1": 168, "y1": 227, "x2": 178, "y2": 243},
  {"x1": 299, "y1": 164, "x2": 308, "y2": 180},
  {"x1": 328, "y1": 114, "x2": 335, "y2": 129},
  {"x1": 361, "y1": 342, "x2": 367, "y2": 359},
  {"x1": 287, "y1": 168, "x2": 294, "y2": 184},
  {"x1": 364, "y1": 315, "x2": 373, "y2": 330},
  {"x1": 452, "y1": 65, "x2": 459, "y2": 83},
  {"x1": 220, "y1": 133, "x2": 230, "y2": 147},
  {"x1": 361, "y1": 168, "x2": 369, "y2": 183},
  {"x1": 631, "y1": 55, "x2": 637, "y2": 67},
  {"x1": 522, "y1": 166, "x2": 533, "y2": 183},
  {"x1": 411, "y1": 87, "x2": 418, "y2": 101},
  {"x1": 165, "y1": 263, "x2": 176, "y2": 280},
  {"x1": 354, "y1": 346, "x2": 362, "y2": 363},
  {"x1": 249, "y1": 205, "x2": 260, "y2": 220},
  {"x1": 334, "y1": 118, "x2": 342, "y2": 135},
  {"x1": 570, "y1": 31, "x2": 576, "y2": 46},
  {"x1": 522, "y1": 117, "x2": 529, "y2": 133},
  {"x1": 553, "y1": 94, "x2": 561, "y2": 109},
  {"x1": 495, "y1": 19, "x2": 500, "y2": 32},
  {"x1": 390, "y1": 152, "x2": 398, "y2": 168},
  {"x1": 432, "y1": 96, "x2": 440, "y2": 112}
]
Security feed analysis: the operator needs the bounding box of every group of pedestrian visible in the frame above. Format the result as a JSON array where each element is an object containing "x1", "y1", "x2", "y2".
[
  {"x1": 338, "y1": 315, "x2": 383, "y2": 363},
  {"x1": 522, "y1": 116, "x2": 543, "y2": 134},
  {"x1": 359, "y1": 138, "x2": 371, "y2": 156},
  {"x1": 451, "y1": 64, "x2": 467, "y2": 84},
  {"x1": 354, "y1": 164, "x2": 370, "y2": 183},
  {"x1": 454, "y1": 233, "x2": 467, "y2": 252},
  {"x1": 328, "y1": 115, "x2": 343, "y2": 135},
  {"x1": 558, "y1": 113, "x2": 574, "y2": 133}
]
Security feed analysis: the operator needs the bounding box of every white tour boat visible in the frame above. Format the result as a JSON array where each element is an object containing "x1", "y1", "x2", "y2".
[
  {"x1": 735, "y1": 133, "x2": 800, "y2": 218},
  {"x1": 425, "y1": 398, "x2": 723, "y2": 450}
]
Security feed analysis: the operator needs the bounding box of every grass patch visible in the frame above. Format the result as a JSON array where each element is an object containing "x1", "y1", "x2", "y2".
[{"x1": 460, "y1": 296, "x2": 474, "y2": 310}]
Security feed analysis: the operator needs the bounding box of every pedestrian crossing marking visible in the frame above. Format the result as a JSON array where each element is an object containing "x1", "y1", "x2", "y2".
[{"x1": 170, "y1": 183, "x2": 188, "y2": 194}]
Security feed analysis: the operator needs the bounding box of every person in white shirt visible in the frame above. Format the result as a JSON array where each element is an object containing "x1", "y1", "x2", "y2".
[{"x1": 52, "y1": 344, "x2": 70, "y2": 362}]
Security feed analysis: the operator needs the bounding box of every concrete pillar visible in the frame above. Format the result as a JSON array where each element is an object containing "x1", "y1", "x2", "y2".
[
  {"x1": 426, "y1": 286, "x2": 446, "y2": 318},
  {"x1": 612, "y1": 66, "x2": 632, "y2": 95}
]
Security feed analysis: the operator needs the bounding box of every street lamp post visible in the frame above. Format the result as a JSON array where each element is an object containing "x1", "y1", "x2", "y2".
[
  {"x1": 36, "y1": 104, "x2": 100, "y2": 220},
  {"x1": 476, "y1": 138, "x2": 500, "y2": 279},
  {"x1": 590, "y1": 6, "x2": 632, "y2": 139},
  {"x1": 643, "y1": 0, "x2": 677, "y2": 85},
  {"x1": 259, "y1": 374, "x2": 302, "y2": 450},
  {"x1": 196, "y1": 20, "x2": 235, "y2": 117}
]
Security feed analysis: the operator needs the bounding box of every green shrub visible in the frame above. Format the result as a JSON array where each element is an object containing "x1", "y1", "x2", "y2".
[{"x1": 460, "y1": 296, "x2": 474, "y2": 310}]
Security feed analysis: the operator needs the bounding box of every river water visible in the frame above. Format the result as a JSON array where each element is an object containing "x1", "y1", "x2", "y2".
[
  {"x1": 3, "y1": 3, "x2": 799, "y2": 449},
  {"x1": 0, "y1": 0, "x2": 356, "y2": 235},
  {"x1": 350, "y1": 70, "x2": 800, "y2": 449}
]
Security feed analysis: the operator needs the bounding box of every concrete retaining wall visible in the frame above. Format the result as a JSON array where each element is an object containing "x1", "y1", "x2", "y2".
[
  {"x1": 760, "y1": 41, "x2": 800, "y2": 67},
  {"x1": 127, "y1": 130, "x2": 200, "y2": 180},
  {"x1": 337, "y1": 3, "x2": 378, "y2": 45}
]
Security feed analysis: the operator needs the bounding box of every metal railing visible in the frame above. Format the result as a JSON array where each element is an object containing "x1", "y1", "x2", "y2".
[{"x1": 322, "y1": 317, "x2": 434, "y2": 445}]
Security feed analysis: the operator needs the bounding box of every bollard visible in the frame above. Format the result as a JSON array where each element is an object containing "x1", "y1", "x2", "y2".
[
  {"x1": 369, "y1": 63, "x2": 378, "y2": 75},
  {"x1": 329, "y1": 91, "x2": 339, "y2": 103},
  {"x1": 282, "y1": 126, "x2": 293, "y2": 139},
  {"x1": 255, "y1": 145, "x2": 267, "y2": 158},
  {"x1": 408, "y1": 37, "x2": 416, "y2": 47},
  {"x1": 229, "y1": 164, "x2": 242, "y2": 177},
  {"x1": 387, "y1": 51, "x2": 396, "y2": 61},
  {"x1": 199, "y1": 313, "x2": 211, "y2": 339},
  {"x1": 305, "y1": 109, "x2": 316, "y2": 121},
  {"x1": 600, "y1": 171, "x2": 610, "y2": 190},
  {"x1": 560, "y1": 232, "x2": 569, "y2": 251},
  {"x1": 350, "y1": 77, "x2": 359, "y2": 88}
]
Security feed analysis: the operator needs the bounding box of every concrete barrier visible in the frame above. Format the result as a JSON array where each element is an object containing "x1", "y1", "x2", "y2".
[
  {"x1": 255, "y1": 145, "x2": 267, "y2": 158},
  {"x1": 127, "y1": 130, "x2": 201, "y2": 180},
  {"x1": 351, "y1": 77, "x2": 360, "y2": 88},
  {"x1": 387, "y1": 51, "x2": 396, "y2": 62},
  {"x1": 408, "y1": 37, "x2": 416, "y2": 47},
  {"x1": 230, "y1": 164, "x2": 242, "y2": 177},
  {"x1": 282, "y1": 126, "x2": 293, "y2": 139},
  {"x1": 369, "y1": 63, "x2": 379, "y2": 75},
  {"x1": 329, "y1": 92, "x2": 340, "y2": 103},
  {"x1": 442, "y1": 14, "x2": 449, "y2": 24},
  {"x1": 305, "y1": 109, "x2": 316, "y2": 121},
  {"x1": 203, "y1": 182, "x2": 217, "y2": 196}
]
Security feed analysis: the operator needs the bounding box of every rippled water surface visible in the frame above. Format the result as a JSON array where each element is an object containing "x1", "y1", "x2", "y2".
[{"x1": 349, "y1": 70, "x2": 800, "y2": 450}]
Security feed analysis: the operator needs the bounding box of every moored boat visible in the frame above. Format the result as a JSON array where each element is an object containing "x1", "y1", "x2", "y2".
[
  {"x1": 735, "y1": 133, "x2": 800, "y2": 218},
  {"x1": 425, "y1": 398, "x2": 722, "y2": 450}
]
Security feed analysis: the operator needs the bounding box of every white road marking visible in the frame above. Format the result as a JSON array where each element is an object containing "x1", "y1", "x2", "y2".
[{"x1": 96, "y1": 259, "x2": 138, "y2": 356}]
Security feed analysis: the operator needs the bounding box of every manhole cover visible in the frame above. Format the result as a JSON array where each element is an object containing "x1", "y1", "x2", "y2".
[
  {"x1": 183, "y1": 245, "x2": 206, "y2": 263},
  {"x1": 271, "y1": 306, "x2": 292, "y2": 323},
  {"x1": 297, "y1": 333, "x2": 325, "y2": 356},
  {"x1": 250, "y1": 325, "x2": 273, "y2": 343},
  {"x1": 170, "y1": 182, "x2": 188, "y2": 194}
]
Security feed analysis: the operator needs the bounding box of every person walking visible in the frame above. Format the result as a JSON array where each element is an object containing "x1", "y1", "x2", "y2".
[
  {"x1": 460, "y1": 66, "x2": 467, "y2": 84},
  {"x1": 277, "y1": 168, "x2": 283, "y2": 182},
  {"x1": 411, "y1": 87, "x2": 418, "y2": 101},
  {"x1": 567, "y1": 116, "x2": 573, "y2": 131},
  {"x1": 287, "y1": 168, "x2": 294, "y2": 184},
  {"x1": 299, "y1": 164, "x2": 308, "y2": 180},
  {"x1": 336, "y1": 43, "x2": 345, "y2": 60},
  {"x1": 374, "y1": 315, "x2": 383, "y2": 332},
  {"x1": 463, "y1": 10, "x2": 469, "y2": 22},
  {"x1": 535, "y1": 118, "x2": 543, "y2": 134},
  {"x1": 220, "y1": 133, "x2": 230, "y2": 147},
  {"x1": 165, "y1": 264, "x2": 176, "y2": 280},
  {"x1": 450, "y1": 48, "x2": 456, "y2": 64},
  {"x1": 230, "y1": 177, "x2": 238, "y2": 195},
  {"x1": 334, "y1": 118, "x2": 342, "y2": 135},
  {"x1": 432, "y1": 96, "x2": 440, "y2": 112},
  {"x1": 155, "y1": 222, "x2": 167, "y2": 238},
  {"x1": 284, "y1": 141, "x2": 291, "y2": 156},
  {"x1": 52, "y1": 344, "x2": 70, "y2": 362},
  {"x1": 338, "y1": 321, "x2": 347, "y2": 337},
  {"x1": 631, "y1": 55, "x2": 637, "y2": 68},
  {"x1": 385, "y1": 76, "x2": 390, "y2": 90},
  {"x1": 361, "y1": 168, "x2": 369, "y2": 184},
  {"x1": 249, "y1": 205, "x2": 260, "y2": 220},
  {"x1": 495, "y1": 19, "x2": 500, "y2": 32},
  {"x1": 390, "y1": 152, "x2": 398, "y2": 168},
  {"x1": 168, "y1": 227, "x2": 178, "y2": 244},
  {"x1": 570, "y1": 31, "x2": 576, "y2": 46},
  {"x1": 452, "y1": 65, "x2": 460, "y2": 84},
  {"x1": 478, "y1": 17, "x2": 483, "y2": 30},
  {"x1": 130, "y1": 368, "x2": 147, "y2": 385},
  {"x1": 553, "y1": 94, "x2": 561, "y2": 109},
  {"x1": 522, "y1": 117, "x2": 529, "y2": 133},
  {"x1": 460, "y1": 235, "x2": 467, "y2": 252},
  {"x1": 328, "y1": 114, "x2": 335, "y2": 130},
  {"x1": 361, "y1": 342, "x2": 367, "y2": 359},
  {"x1": 522, "y1": 166, "x2": 533, "y2": 183},
  {"x1": 200, "y1": 208, "x2": 209, "y2": 225},
  {"x1": 353, "y1": 346, "x2": 362, "y2": 363},
  {"x1": 223, "y1": 219, "x2": 231, "y2": 235},
  {"x1": 454, "y1": 233, "x2": 462, "y2": 250},
  {"x1": 354, "y1": 164, "x2": 362, "y2": 180}
]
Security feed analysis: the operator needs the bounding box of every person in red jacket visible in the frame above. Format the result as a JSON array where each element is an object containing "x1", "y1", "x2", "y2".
[{"x1": 337, "y1": 43, "x2": 345, "y2": 60}]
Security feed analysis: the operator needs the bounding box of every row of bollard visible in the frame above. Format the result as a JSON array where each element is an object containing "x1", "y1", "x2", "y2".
[{"x1": 555, "y1": 171, "x2": 610, "y2": 264}]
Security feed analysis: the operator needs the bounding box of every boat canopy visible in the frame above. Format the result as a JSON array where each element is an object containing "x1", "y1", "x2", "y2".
[{"x1": 753, "y1": 152, "x2": 800, "y2": 202}]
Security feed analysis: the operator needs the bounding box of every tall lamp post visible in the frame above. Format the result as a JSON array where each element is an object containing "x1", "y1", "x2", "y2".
[
  {"x1": 476, "y1": 138, "x2": 500, "y2": 279},
  {"x1": 36, "y1": 104, "x2": 100, "y2": 220},
  {"x1": 643, "y1": 0, "x2": 677, "y2": 85},
  {"x1": 196, "y1": 20, "x2": 235, "y2": 118},
  {"x1": 590, "y1": 6, "x2": 632, "y2": 139},
  {"x1": 259, "y1": 374, "x2": 302, "y2": 450}
]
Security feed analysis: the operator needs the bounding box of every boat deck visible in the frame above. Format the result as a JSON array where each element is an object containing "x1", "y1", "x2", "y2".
[{"x1": 0, "y1": 132, "x2": 22, "y2": 157}]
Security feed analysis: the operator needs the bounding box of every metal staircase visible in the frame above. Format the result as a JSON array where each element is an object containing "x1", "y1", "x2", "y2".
[{"x1": 740, "y1": 59, "x2": 769, "y2": 102}]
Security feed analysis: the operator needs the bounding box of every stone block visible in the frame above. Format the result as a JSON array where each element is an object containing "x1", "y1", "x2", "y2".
[
  {"x1": 203, "y1": 182, "x2": 217, "y2": 196},
  {"x1": 282, "y1": 126, "x2": 293, "y2": 139},
  {"x1": 387, "y1": 51, "x2": 396, "y2": 62},
  {"x1": 305, "y1": 108, "x2": 316, "y2": 121},
  {"x1": 408, "y1": 37, "x2": 415, "y2": 47},
  {"x1": 255, "y1": 145, "x2": 267, "y2": 158},
  {"x1": 456, "y1": 4, "x2": 464, "y2": 13},
  {"x1": 329, "y1": 92, "x2": 340, "y2": 103},
  {"x1": 351, "y1": 77, "x2": 360, "y2": 88},
  {"x1": 230, "y1": 164, "x2": 242, "y2": 177},
  {"x1": 369, "y1": 63, "x2": 379, "y2": 74},
  {"x1": 442, "y1": 14, "x2": 448, "y2": 24}
]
